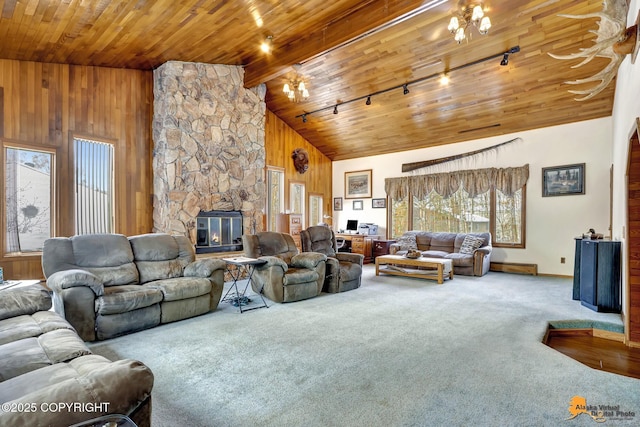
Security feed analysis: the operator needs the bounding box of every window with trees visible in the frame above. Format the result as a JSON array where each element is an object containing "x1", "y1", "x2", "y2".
[
  {"x1": 386, "y1": 165, "x2": 528, "y2": 248},
  {"x1": 3, "y1": 144, "x2": 55, "y2": 254}
]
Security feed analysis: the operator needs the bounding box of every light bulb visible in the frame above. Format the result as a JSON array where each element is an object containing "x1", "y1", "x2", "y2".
[
  {"x1": 478, "y1": 16, "x2": 491, "y2": 35},
  {"x1": 471, "y1": 5, "x2": 484, "y2": 23},
  {"x1": 448, "y1": 16, "x2": 459, "y2": 33},
  {"x1": 454, "y1": 27, "x2": 466, "y2": 43}
]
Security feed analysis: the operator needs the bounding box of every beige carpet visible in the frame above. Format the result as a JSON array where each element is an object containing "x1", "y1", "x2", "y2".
[{"x1": 89, "y1": 267, "x2": 638, "y2": 427}]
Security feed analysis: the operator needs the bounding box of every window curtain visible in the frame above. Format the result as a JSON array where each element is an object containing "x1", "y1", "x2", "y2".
[{"x1": 385, "y1": 164, "x2": 529, "y2": 201}]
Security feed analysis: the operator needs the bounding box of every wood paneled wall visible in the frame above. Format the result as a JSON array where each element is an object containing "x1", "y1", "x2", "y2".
[
  {"x1": 265, "y1": 110, "x2": 332, "y2": 229},
  {"x1": 0, "y1": 59, "x2": 153, "y2": 280},
  {"x1": 627, "y1": 120, "x2": 640, "y2": 346}
]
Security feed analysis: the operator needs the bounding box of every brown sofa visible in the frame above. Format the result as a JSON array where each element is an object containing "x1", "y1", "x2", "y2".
[
  {"x1": 42, "y1": 233, "x2": 226, "y2": 341},
  {"x1": 0, "y1": 284, "x2": 153, "y2": 427},
  {"x1": 389, "y1": 231, "x2": 492, "y2": 276}
]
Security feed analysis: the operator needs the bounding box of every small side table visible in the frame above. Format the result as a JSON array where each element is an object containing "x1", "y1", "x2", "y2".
[{"x1": 222, "y1": 257, "x2": 268, "y2": 313}]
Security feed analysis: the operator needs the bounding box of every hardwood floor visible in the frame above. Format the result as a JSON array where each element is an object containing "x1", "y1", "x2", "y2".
[{"x1": 545, "y1": 330, "x2": 640, "y2": 380}]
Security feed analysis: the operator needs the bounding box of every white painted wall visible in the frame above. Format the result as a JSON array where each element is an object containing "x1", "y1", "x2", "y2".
[
  {"x1": 332, "y1": 117, "x2": 613, "y2": 275},
  {"x1": 610, "y1": 0, "x2": 640, "y2": 321}
]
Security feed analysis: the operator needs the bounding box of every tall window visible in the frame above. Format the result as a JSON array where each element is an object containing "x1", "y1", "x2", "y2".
[
  {"x1": 387, "y1": 166, "x2": 528, "y2": 248},
  {"x1": 4, "y1": 145, "x2": 55, "y2": 253},
  {"x1": 266, "y1": 167, "x2": 285, "y2": 231},
  {"x1": 74, "y1": 138, "x2": 114, "y2": 234}
]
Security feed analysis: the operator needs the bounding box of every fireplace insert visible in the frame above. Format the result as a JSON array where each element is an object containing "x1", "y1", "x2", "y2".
[{"x1": 195, "y1": 210, "x2": 243, "y2": 253}]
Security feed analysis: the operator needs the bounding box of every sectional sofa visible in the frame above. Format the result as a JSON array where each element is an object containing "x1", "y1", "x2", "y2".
[{"x1": 0, "y1": 284, "x2": 153, "y2": 427}]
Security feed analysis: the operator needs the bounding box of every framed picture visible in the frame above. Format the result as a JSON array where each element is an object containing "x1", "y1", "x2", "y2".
[
  {"x1": 345, "y1": 169, "x2": 372, "y2": 199},
  {"x1": 353, "y1": 200, "x2": 363, "y2": 210},
  {"x1": 372, "y1": 198, "x2": 386, "y2": 208},
  {"x1": 542, "y1": 163, "x2": 585, "y2": 197},
  {"x1": 333, "y1": 197, "x2": 343, "y2": 211}
]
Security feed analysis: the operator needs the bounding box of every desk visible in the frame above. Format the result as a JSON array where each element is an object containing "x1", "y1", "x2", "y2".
[
  {"x1": 222, "y1": 257, "x2": 268, "y2": 313},
  {"x1": 335, "y1": 234, "x2": 381, "y2": 264}
]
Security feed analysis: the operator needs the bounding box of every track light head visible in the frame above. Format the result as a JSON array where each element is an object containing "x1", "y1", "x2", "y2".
[
  {"x1": 500, "y1": 53, "x2": 509, "y2": 66},
  {"x1": 403, "y1": 84, "x2": 409, "y2": 95},
  {"x1": 333, "y1": 105, "x2": 338, "y2": 114},
  {"x1": 366, "y1": 96, "x2": 371, "y2": 105}
]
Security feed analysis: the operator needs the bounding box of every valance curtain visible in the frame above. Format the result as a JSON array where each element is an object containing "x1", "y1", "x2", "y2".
[{"x1": 385, "y1": 164, "x2": 529, "y2": 200}]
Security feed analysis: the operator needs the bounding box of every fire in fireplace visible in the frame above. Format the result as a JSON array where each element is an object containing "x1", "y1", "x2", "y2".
[{"x1": 195, "y1": 210, "x2": 243, "y2": 253}]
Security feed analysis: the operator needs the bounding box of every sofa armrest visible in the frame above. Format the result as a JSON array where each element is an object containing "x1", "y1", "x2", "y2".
[
  {"x1": 335, "y1": 252, "x2": 364, "y2": 266},
  {"x1": 255, "y1": 256, "x2": 289, "y2": 272},
  {"x1": 0, "y1": 285, "x2": 52, "y2": 321},
  {"x1": 291, "y1": 252, "x2": 327, "y2": 269},
  {"x1": 473, "y1": 247, "x2": 492, "y2": 276},
  {"x1": 46, "y1": 269, "x2": 104, "y2": 296},
  {"x1": 184, "y1": 258, "x2": 226, "y2": 278}
]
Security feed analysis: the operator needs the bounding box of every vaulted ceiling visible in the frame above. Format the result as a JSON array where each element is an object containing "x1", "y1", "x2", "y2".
[{"x1": 0, "y1": 0, "x2": 618, "y2": 160}]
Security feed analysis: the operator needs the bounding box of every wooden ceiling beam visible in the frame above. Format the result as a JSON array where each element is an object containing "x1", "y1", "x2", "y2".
[{"x1": 242, "y1": 0, "x2": 443, "y2": 88}]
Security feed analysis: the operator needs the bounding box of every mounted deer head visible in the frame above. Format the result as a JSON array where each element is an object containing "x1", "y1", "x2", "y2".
[{"x1": 548, "y1": 0, "x2": 638, "y2": 101}]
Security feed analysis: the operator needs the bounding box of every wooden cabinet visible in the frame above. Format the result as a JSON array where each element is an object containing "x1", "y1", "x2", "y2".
[
  {"x1": 373, "y1": 240, "x2": 396, "y2": 258},
  {"x1": 276, "y1": 214, "x2": 302, "y2": 250}
]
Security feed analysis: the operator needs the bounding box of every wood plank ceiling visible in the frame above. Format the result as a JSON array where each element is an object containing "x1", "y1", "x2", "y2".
[{"x1": 0, "y1": 0, "x2": 617, "y2": 161}]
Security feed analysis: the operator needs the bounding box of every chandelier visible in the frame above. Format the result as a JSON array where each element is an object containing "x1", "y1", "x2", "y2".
[
  {"x1": 447, "y1": 3, "x2": 491, "y2": 44},
  {"x1": 283, "y1": 64, "x2": 309, "y2": 103}
]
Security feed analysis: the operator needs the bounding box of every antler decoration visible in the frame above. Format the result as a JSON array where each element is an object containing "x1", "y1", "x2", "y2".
[{"x1": 548, "y1": 0, "x2": 638, "y2": 101}]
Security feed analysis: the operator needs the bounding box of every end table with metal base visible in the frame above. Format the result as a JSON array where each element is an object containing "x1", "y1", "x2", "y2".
[{"x1": 222, "y1": 257, "x2": 269, "y2": 313}]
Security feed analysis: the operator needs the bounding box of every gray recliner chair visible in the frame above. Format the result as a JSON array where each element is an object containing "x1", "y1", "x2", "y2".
[
  {"x1": 300, "y1": 226, "x2": 364, "y2": 293},
  {"x1": 242, "y1": 232, "x2": 327, "y2": 303}
]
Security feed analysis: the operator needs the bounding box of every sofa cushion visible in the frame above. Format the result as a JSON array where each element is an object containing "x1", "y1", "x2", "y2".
[
  {"x1": 95, "y1": 285, "x2": 163, "y2": 315},
  {"x1": 130, "y1": 234, "x2": 194, "y2": 284},
  {"x1": 283, "y1": 268, "x2": 319, "y2": 286},
  {"x1": 42, "y1": 235, "x2": 140, "y2": 287},
  {"x1": 0, "y1": 284, "x2": 51, "y2": 321},
  {"x1": 444, "y1": 252, "x2": 475, "y2": 267},
  {"x1": 0, "y1": 311, "x2": 75, "y2": 346},
  {"x1": 460, "y1": 235, "x2": 485, "y2": 254},
  {"x1": 0, "y1": 354, "x2": 153, "y2": 427},
  {"x1": 0, "y1": 329, "x2": 91, "y2": 382},
  {"x1": 396, "y1": 233, "x2": 418, "y2": 251},
  {"x1": 421, "y1": 250, "x2": 449, "y2": 259},
  {"x1": 143, "y1": 277, "x2": 212, "y2": 302},
  {"x1": 428, "y1": 233, "x2": 457, "y2": 252}
]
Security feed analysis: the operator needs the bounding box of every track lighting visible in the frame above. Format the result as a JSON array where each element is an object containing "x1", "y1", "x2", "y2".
[
  {"x1": 500, "y1": 47, "x2": 520, "y2": 66},
  {"x1": 294, "y1": 46, "x2": 520, "y2": 122}
]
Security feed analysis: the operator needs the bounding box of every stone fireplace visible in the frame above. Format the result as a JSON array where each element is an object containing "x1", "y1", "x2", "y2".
[{"x1": 152, "y1": 61, "x2": 266, "y2": 248}]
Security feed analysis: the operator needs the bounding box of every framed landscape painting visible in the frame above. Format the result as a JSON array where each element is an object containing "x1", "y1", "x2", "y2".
[
  {"x1": 345, "y1": 169, "x2": 372, "y2": 199},
  {"x1": 542, "y1": 163, "x2": 585, "y2": 197}
]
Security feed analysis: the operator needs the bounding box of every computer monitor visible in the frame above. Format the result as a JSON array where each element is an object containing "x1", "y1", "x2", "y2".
[{"x1": 346, "y1": 220, "x2": 358, "y2": 232}]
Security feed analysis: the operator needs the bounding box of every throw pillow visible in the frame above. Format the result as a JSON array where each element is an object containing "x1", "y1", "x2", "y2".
[
  {"x1": 396, "y1": 233, "x2": 418, "y2": 251},
  {"x1": 459, "y1": 235, "x2": 485, "y2": 255}
]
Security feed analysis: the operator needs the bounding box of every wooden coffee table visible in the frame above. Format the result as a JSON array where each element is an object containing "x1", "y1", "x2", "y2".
[{"x1": 375, "y1": 255, "x2": 453, "y2": 284}]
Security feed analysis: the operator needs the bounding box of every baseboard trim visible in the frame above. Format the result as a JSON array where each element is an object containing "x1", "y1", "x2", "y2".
[{"x1": 490, "y1": 262, "x2": 537, "y2": 275}]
